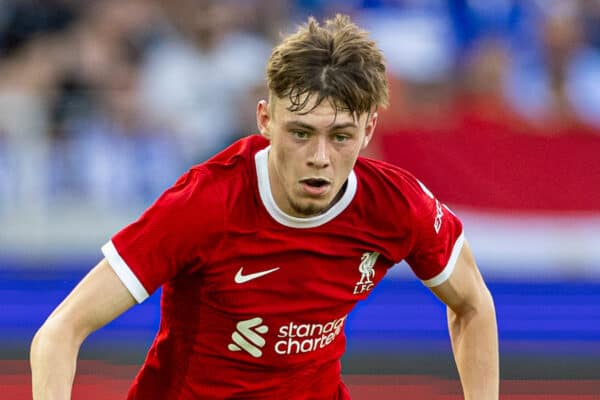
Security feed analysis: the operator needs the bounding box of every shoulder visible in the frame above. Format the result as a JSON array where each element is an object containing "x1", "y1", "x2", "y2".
[
  {"x1": 201, "y1": 134, "x2": 269, "y2": 172},
  {"x1": 183, "y1": 135, "x2": 269, "y2": 198},
  {"x1": 354, "y1": 157, "x2": 431, "y2": 212},
  {"x1": 145, "y1": 136, "x2": 265, "y2": 220}
]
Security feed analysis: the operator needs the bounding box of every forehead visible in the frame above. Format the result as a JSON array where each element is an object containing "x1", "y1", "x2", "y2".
[{"x1": 272, "y1": 95, "x2": 362, "y2": 127}]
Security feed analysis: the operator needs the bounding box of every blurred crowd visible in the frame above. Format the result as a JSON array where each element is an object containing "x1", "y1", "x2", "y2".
[{"x1": 0, "y1": 0, "x2": 599, "y2": 215}]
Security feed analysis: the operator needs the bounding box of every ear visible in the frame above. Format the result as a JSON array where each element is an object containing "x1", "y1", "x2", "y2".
[
  {"x1": 256, "y1": 100, "x2": 271, "y2": 140},
  {"x1": 362, "y1": 112, "x2": 378, "y2": 150}
]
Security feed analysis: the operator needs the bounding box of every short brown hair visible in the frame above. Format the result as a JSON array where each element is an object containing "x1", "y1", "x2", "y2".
[{"x1": 267, "y1": 14, "x2": 389, "y2": 117}]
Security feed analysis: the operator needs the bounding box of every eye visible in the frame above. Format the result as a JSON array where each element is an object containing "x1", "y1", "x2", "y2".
[
  {"x1": 332, "y1": 133, "x2": 350, "y2": 143},
  {"x1": 292, "y1": 130, "x2": 310, "y2": 140}
]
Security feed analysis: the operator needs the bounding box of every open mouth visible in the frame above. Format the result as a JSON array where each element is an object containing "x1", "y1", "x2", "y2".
[
  {"x1": 302, "y1": 178, "x2": 329, "y2": 188},
  {"x1": 300, "y1": 178, "x2": 331, "y2": 196}
]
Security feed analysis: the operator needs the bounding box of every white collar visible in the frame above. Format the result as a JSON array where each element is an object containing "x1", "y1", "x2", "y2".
[{"x1": 254, "y1": 146, "x2": 357, "y2": 228}]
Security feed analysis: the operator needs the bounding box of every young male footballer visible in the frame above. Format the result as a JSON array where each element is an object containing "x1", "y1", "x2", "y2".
[{"x1": 31, "y1": 14, "x2": 499, "y2": 399}]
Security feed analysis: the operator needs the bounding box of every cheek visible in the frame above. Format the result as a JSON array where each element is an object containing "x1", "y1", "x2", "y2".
[
  {"x1": 277, "y1": 139, "x2": 303, "y2": 167},
  {"x1": 275, "y1": 147, "x2": 296, "y2": 182},
  {"x1": 337, "y1": 148, "x2": 360, "y2": 173}
]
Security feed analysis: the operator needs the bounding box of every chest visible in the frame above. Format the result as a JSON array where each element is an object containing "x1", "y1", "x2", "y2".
[{"x1": 198, "y1": 226, "x2": 397, "y2": 316}]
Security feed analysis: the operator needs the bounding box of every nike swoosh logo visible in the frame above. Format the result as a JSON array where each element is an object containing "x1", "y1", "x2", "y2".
[{"x1": 235, "y1": 267, "x2": 280, "y2": 284}]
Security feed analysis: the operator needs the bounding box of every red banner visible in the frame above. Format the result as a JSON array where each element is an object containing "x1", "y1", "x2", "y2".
[{"x1": 379, "y1": 126, "x2": 600, "y2": 212}]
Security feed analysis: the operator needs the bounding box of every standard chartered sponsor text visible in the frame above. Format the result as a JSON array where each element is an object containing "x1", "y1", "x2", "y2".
[{"x1": 274, "y1": 316, "x2": 346, "y2": 355}]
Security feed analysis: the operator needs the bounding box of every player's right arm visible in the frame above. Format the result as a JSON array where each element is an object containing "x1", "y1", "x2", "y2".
[{"x1": 30, "y1": 258, "x2": 136, "y2": 400}]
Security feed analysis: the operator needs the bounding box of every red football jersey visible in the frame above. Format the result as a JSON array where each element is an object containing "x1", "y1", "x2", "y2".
[{"x1": 102, "y1": 135, "x2": 463, "y2": 399}]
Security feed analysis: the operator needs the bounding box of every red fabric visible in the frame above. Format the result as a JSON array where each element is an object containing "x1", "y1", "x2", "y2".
[
  {"x1": 108, "y1": 135, "x2": 462, "y2": 399},
  {"x1": 379, "y1": 125, "x2": 600, "y2": 212}
]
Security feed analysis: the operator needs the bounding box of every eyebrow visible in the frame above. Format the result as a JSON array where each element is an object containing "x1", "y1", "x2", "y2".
[{"x1": 285, "y1": 120, "x2": 358, "y2": 132}]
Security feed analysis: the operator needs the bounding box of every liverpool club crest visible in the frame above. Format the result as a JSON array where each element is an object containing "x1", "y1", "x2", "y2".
[{"x1": 353, "y1": 252, "x2": 379, "y2": 294}]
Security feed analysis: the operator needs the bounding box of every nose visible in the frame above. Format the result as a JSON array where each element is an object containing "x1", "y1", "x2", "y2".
[{"x1": 307, "y1": 136, "x2": 330, "y2": 169}]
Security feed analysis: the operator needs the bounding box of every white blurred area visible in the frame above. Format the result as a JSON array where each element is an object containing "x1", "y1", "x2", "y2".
[{"x1": 1, "y1": 0, "x2": 599, "y2": 279}]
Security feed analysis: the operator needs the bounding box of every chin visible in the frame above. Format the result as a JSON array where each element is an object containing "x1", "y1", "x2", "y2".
[{"x1": 290, "y1": 200, "x2": 330, "y2": 217}]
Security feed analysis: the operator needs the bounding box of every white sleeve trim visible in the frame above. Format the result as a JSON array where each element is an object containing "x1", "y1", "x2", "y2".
[
  {"x1": 101, "y1": 240, "x2": 149, "y2": 303},
  {"x1": 421, "y1": 232, "x2": 465, "y2": 288}
]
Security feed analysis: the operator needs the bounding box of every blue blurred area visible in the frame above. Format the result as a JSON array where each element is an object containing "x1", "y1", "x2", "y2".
[
  {"x1": 348, "y1": 276, "x2": 600, "y2": 346},
  {"x1": 0, "y1": 262, "x2": 160, "y2": 360},
  {"x1": 3, "y1": 262, "x2": 599, "y2": 365}
]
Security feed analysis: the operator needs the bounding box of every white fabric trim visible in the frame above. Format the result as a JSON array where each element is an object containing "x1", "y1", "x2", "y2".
[
  {"x1": 254, "y1": 146, "x2": 357, "y2": 229},
  {"x1": 101, "y1": 240, "x2": 149, "y2": 303},
  {"x1": 421, "y1": 232, "x2": 465, "y2": 288}
]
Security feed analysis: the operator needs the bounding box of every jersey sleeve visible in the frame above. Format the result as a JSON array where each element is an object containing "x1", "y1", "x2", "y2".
[
  {"x1": 101, "y1": 168, "x2": 223, "y2": 302},
  {"x1": 404, "y1": 177, "x2": 464, "y2": 287}
]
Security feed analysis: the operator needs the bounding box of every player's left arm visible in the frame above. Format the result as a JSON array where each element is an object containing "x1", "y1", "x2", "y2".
[{"x1": 429, "y1": 239, "x2": 499, "y2": 400}]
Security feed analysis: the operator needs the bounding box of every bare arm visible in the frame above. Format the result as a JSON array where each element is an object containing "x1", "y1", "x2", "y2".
[
  {"x1": 430, "y1": 239, "x2": 499, "y2": 399},
  {"x1": 30, "y1": 258, "x2": 137, "y2": 400}
]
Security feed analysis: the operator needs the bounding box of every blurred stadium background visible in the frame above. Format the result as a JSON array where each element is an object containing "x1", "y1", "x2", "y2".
[{"x1": 1, "y1": 0, "x2": 599, "y2": 398}]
